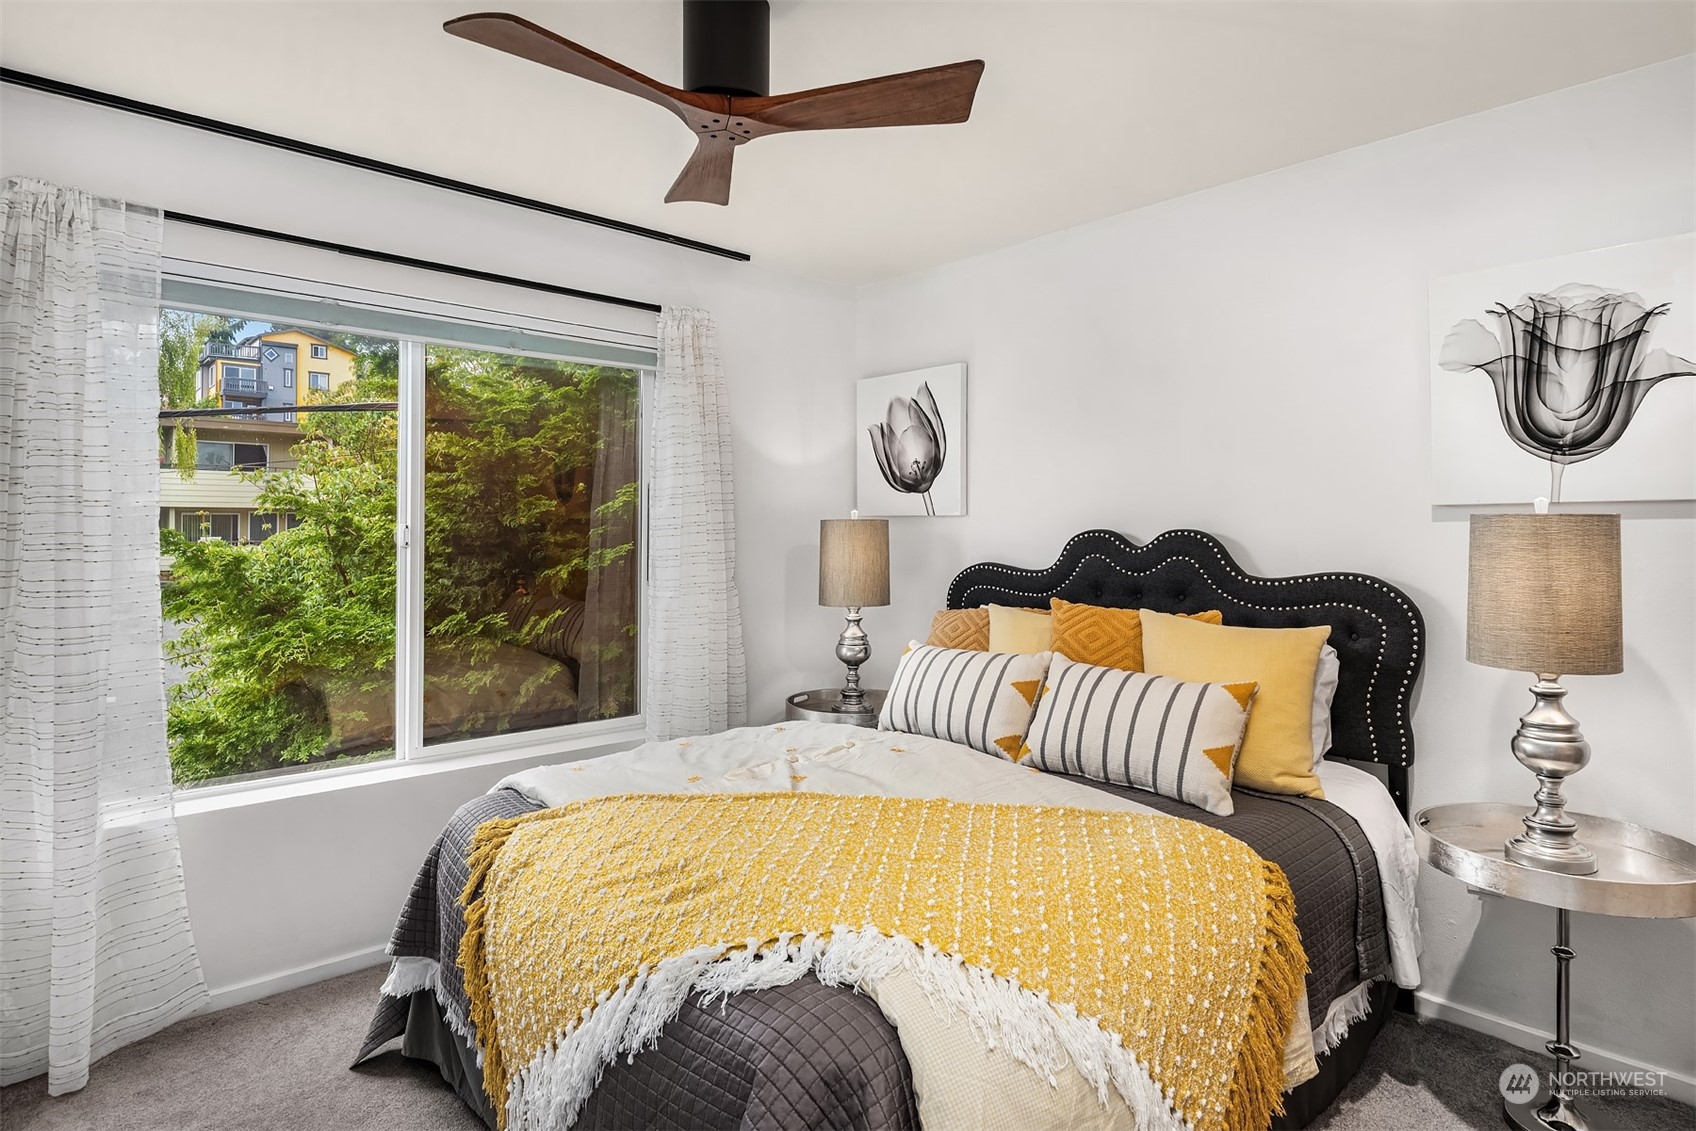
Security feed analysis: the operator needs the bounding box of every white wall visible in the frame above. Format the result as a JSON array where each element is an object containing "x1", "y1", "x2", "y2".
[
  {"x1": 854, "y1": 58, "x2": 1696, "y2": 1090},
  {"x1": 0, "y1": 86, "x2": 858, "y2": 1001}
]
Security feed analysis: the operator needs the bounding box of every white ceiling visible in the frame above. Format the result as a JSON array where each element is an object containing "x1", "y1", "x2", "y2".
[{"x1": 2, "y1": 2, "x2": 1691, "y2": 285}]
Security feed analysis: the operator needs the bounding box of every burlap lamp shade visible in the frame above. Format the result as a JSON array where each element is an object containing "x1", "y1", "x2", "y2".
[
  {"x1": 819, "y1": 519, "x2": 890, "y2": 608},
  {"x1": 1467, "y1": 513, "x2": 1623, "y2": 676}
]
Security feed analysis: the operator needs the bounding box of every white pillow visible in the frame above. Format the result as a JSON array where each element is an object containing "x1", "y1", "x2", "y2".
[
  {"x1": 880, "y1": 642, "x2": 1052, "y2": 761},
  {"x1": 1024, "y1": 656, "x2": 1258, "y2": 816},
  {"x1": 1311, "y1": 644, "x2": 1340, "y2": 767}
]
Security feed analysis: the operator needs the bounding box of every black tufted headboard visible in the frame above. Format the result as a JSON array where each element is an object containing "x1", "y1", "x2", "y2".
[{"x1": 946, "y1": 529, "x2": 1424, "y2": 816}]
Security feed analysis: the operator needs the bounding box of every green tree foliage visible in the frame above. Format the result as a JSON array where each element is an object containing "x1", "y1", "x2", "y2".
[
  {"x1": 422, "y1": 350, "x2": 640, "y2": 729},
  {"x1": 160, "y1": 336, "x2": 639, "y2": 784},
  {"x1": 162, "y1": 396, "x2": 398, "y2": 781}
]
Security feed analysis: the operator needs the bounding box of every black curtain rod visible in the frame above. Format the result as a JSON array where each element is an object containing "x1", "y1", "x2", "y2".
[
  {"x1": 168, "y1": 210, "x2": 662, "y2": 315},
  {"x1": 0, "y1": 66, "x2": 750, "y2": 264}
]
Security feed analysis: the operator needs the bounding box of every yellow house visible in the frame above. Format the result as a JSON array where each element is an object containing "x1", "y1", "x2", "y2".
[
  {"x1": 259, "y1": 329, "x2": 356, "y2": 401},
  {"x1": 170, "y1": 328, "x2": 354, "y2": 547},
  {"x1": 196, "y1": 329, "x2": 356, "y2": 408}
]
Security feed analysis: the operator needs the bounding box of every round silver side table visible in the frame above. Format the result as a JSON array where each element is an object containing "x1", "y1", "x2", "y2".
[
  {"x1": 784, "y1": 688, "x2": 886, "y2": 729},
  {"x1": 1414, "y1": 802, "x2": 1696, "y2": 1131}
]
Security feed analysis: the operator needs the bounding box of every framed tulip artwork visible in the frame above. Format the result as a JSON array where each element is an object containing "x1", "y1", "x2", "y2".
[
  {"x1": 1430, "y1": 233, "x2": 1695, "y2": 505},
  {"x1": 856, "y1": 363, "x2": 966, "y2": 516}
]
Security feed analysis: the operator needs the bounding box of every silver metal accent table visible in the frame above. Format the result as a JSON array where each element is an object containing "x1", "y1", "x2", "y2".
[
  {"x1": 784, "y1": 688, "x2": 886, "y2": 729},
  {"x1": 1414, "y1": 803, "x2": 1696, "y2": 1131}
]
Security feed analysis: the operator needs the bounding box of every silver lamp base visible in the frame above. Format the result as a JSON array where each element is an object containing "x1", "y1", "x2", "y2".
[
  {"x1": 1505, "y1": 677, "x2": 1598, "y2": 877},
  {"x1": 833, "y1": 606, "x2": 871, "y2": 712}
]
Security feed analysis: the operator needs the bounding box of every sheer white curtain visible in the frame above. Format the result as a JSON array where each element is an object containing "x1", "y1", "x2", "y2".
[
  {"x1": 0, "y1": 178, "x2": 208, "y2": 1094},
  {"x1": 644, "y1": 307, "x2": 747, "y2": 739}
]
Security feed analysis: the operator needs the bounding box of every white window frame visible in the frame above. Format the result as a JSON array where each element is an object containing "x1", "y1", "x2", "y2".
[
  {"x1": 178, "y1": 509, "x2": 241, "y2": 542},
  {"x1": 194, "y1": 439, "x2": 235, "y2": 470},
  {"x1": 398, "y1": 339, "x2": 651, "y2": 765},
  {"x1": 310, "y1": 343, "x2": 329, "y2": 359},
  {"x1": 248, "y1": 512, "x2": 287, "y2": 543},
  {"x1": 161, "y1": 263, "x2": 655, "y2": 799}
]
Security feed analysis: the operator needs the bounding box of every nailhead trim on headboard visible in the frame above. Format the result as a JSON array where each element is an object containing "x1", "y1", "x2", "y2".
[{"x1": 946, "y1": 529, "x2": 1425, "y2": 816}]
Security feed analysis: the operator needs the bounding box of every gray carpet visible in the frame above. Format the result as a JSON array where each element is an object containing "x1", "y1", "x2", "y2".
[{"x1": 2, "y1": 965, "x2": 1690, "y2": 1130}]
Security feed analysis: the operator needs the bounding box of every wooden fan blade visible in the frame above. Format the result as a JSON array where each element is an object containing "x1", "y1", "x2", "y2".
[
  {"x1": 445, "y1": 12, "x2": 723, "y2": 120},
  {"x1": 734, "y1": 60, "x2": 984, "y2": 134},
  {"x1": 665, "y1": 137, "x2": 737, "y2": 205}
]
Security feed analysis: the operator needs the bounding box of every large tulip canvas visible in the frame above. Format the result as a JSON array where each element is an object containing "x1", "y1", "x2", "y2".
[
  {"x1": 1430, "y1": 233, "x2": 1695, "y2": 505},
  {"x1": 857, "y1": 364, "x2": 965, "y2": 516}
]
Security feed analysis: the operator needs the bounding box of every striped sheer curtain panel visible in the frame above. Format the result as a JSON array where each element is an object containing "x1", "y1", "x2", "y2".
[
  {"x1": 0, "y1": 178, "x2": 208, "y2": 1094},
  {"x1": 644, "y1": 307, "x2": 747, "y2": 739}
]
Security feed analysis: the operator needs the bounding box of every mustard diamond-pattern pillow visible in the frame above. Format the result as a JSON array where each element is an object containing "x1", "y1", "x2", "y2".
[
  {"x1": 1048, "y1": 599, "x2": 1223, "y2": 672},
  {"x1": 925, "y1": 608, "x2": 990, "y2": 651},
  {"x1": 879, "y1": 642, "x2": 1052, "y2": 761},
  {"x1": 1024, "y1": 655, "x2": 1258, "y2": 815}
]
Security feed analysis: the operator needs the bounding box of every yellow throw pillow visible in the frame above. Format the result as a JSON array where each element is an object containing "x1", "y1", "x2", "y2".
[
  {"x1": 1139, "y1": 610, "x2": 1330, "y2": 798},
  {"x1": 926, "y1": 608, "x2": 990, "y2": 651},
  {"x1": 987, "y1": 604, "x2": 1053, "y2": 654},
  {"x1": 1050, "y1": 599, "x2": 1223, "y2": 671}
]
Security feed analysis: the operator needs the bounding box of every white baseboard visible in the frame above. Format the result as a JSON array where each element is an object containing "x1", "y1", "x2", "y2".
[
  {"x1": 1415, "y1": 990, "x2": 1696, "y2": 1107},
  {"x1": 205, "y1": 946, "x2": 390, "y2": 1012}
]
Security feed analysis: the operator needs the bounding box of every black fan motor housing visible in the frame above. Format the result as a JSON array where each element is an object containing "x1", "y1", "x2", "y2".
[{"x1": 683, "y1": 0, "x2": 770, "y2": 97}]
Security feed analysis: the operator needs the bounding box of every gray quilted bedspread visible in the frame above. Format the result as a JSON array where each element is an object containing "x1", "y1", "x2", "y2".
[
  {"x1": 355, "y1": 778, "x2": 1388, "y2": 1129},
  {"x1": 353, "y1": 787, "x2": 919, "y2": 1131}
]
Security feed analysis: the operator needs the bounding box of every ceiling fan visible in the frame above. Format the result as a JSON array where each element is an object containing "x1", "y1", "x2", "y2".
[{"x1": 444, "y1": 1, "x2": 984, "y2": 206}]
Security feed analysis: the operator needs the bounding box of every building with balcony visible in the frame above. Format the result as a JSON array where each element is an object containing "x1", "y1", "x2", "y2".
[
  {"x1": 159, "y1": 417, "x2": 306, "y2": 546},
  {"x1": 261, "y1": 328, "x2": 357, "y2": 400},
  {"x1": 169, "y1": 330, "x2": 353, "y2": 545},
  {"x1": 195, "y1": 329, "x2": 355, "y2": 419}
]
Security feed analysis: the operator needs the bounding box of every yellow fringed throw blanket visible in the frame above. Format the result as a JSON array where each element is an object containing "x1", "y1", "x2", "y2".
[{"x1": 461, "y1": 792, "x2": 1307, "y2": 1131}]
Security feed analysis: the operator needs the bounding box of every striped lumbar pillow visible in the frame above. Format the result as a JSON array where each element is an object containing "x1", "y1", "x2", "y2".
[
  {"x1": 1025, "y1": 655, "x2": 1258, "y2": 815},
  {"x1": 879, "y1": 642, "x2": 1052, "y2": 761}
]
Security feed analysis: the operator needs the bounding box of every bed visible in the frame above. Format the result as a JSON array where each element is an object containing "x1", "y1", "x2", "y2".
[{"x1": 354, "y1": 528, "x2": 1425, "y2": 1131}]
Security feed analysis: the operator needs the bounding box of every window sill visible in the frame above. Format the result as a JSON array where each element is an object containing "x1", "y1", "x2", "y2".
[{"x1": 172, "y1": 719, "x2": 649, "y2": 817}]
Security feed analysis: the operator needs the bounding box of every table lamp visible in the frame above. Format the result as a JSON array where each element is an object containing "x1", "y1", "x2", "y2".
[
  {"x1": 819, "y1": 514, "x2": 890, "y2": 713},
  {"x1": 1467, "y1": 512, "x2": 1622, "y2": 876}
]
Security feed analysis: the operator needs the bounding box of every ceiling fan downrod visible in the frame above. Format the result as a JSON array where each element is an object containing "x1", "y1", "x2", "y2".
[{"x1": 682, "y1": 0, "x2": 769, "y2": 98}]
